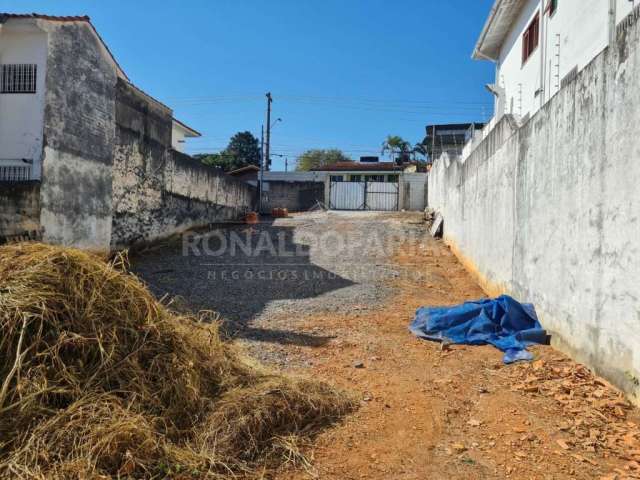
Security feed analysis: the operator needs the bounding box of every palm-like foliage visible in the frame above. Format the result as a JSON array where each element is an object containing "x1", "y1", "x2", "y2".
[
  {"x1": 413, "y1": 143, "x2": 429, "y2": 161},
  {"x1": 381, "y1": 135, "x2": 411, "y2": 161}
]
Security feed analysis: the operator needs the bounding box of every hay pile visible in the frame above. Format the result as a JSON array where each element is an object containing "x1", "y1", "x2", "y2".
[{"x1": 0, "y1": 243, "x2": 355, "y2": 479}]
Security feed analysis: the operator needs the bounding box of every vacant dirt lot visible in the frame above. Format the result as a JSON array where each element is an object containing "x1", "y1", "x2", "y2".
[{"x1": 134, "y1": 212, "x2": 640, "y2": 480}]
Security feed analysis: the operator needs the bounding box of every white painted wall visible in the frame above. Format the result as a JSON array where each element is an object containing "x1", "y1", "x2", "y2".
[
  {"x1": 171, "y1": 121, "x2": 200, "y2": 153},
  {"x1": 171, "y1": 122, "x2": 187, "y2": 152},
  {"x1": 403, "y1": 172, "x2": 428, "y2": 211},
  {"x1": 543, "y1": 0, "x2": 609, "y2": 102},
  {"x1": 0, "y1": 22, "x2": 48, "y2": 179}
]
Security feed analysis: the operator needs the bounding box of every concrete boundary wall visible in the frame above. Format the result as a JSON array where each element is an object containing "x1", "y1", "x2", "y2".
[
  {"x1": 428, "y1": 21, "x2": 640, "y2": 403},
  {"x1": 111, "y1": 81, "x2": 255, "y2": 248}
]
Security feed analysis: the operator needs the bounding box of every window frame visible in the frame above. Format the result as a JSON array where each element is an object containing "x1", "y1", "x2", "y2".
[
  {"x1": 521, "y1": 12, "x2": 540, "y2": 66},
  {"x1": 0, "y1": 64, "x2": 38, "y2": 94},
  {"x1": 365, "y1": 175, "x2": 385, "y2": 183}
]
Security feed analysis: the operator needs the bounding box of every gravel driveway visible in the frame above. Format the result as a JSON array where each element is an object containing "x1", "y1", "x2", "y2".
[{"x1": 132, "y1": 211, "x2": 428, "y2": 364}]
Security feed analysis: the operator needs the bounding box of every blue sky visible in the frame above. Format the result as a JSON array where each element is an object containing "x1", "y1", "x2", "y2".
[{"x1": 1, "y1": 0, "x2": 495, "y2": 170}]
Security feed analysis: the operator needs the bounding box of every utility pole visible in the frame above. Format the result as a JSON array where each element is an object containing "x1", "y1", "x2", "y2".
[
  {"x1": 285, "y1": 157, "x2": 288, "y2": 172},
  {"x1": 265, "y1": 92, "x2": 272, "y2": 172},
  {"x1": 259, "y1": 124, "x2": 265, "y2": 213}
]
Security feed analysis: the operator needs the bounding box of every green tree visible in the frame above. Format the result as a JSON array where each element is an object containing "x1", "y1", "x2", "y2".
[
  {"x1": 381, "y1": 135, "x2": 411, "y2": 162},
  {"x1": 196, "y1": 131, "x2": 261, "y2": 172},
  {"x1": 296, "y1": 149, "x2": 352, "y2": 171},
  {"x1": 194, "y1": 152, "x2": 231, "y2": 171},
  {"x1": 225, "y1": 131, "x2": 261, "y2": 170}
]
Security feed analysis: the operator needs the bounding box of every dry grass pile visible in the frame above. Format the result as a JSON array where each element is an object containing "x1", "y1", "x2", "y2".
[{"x1": 0, "y1": 243, "x2": 355, "y2": 479}]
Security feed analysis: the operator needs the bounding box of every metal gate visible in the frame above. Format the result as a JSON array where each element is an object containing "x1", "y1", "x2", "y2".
[{"x1": 329, "y1": 181, "x2": 398, "y2": 211}]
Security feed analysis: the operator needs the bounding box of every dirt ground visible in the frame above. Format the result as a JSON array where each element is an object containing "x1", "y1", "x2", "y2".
[{"x1": 134, "y1": 212, "x2": 640, "y2": 480}]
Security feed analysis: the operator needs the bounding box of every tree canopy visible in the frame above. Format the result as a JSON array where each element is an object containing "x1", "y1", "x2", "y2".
[
  {"x1": 196, "y1": 131, "x2": 261, "y2": 172},
  {"x1": 296, "y1": 149, "x2": 352, "y2": 171}
]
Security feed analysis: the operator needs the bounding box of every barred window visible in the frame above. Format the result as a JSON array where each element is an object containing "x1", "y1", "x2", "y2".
[
  {"x1": 0, "y1": 165, "x2": 31, "y2": 181},
  {"x1": 1, "y1": 64, "x2": 37, "y2": 94}
]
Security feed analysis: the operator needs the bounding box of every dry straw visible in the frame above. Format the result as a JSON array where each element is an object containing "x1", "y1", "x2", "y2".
[{"x1": 0, "y1": 243, "x2": 355, "y2": 479}]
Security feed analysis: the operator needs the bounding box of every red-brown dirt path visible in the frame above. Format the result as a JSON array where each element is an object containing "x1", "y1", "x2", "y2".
[{"x1": 271, "y1": 234, "x2": 640, "y2": 480}]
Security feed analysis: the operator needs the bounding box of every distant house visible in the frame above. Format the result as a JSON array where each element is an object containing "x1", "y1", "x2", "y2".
[
  {"x1": 311, "y1": 161, "x2": 415, "y2": 183},
  {"x1": 227, "y1": 165, "x2": 259, "y2": 186},
  {"x1": 171, "y1": 118, "x2": 201, "y2": 153},
  {"x1": 423, "y1": 123, "x2": 485, "y2": 161},
  {"x1": 309, "y1": 161, "x2": 427, "y2": 211},
  {"x1": 474, "y1": 0, "x2": 636, "y2": 132}
]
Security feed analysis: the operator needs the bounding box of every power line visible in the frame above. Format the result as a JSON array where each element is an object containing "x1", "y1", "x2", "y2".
[{"x1": 166, "y1": 93, "x2": 491, "y2": 107}]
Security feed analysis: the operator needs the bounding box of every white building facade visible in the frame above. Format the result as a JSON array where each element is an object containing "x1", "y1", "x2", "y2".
[
  {"x1": 0, "y1": 18, "x2": 48, "y2": 180},
  {"x1": 171, "y1": 118, "x2": 201, "y2": 153},
  {"x1": 474, "y1": 0, "x2": 636, "y2": 133}
]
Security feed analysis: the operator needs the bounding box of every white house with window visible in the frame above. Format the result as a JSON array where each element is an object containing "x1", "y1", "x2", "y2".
[
  {"x1": 171, "y1": 118, "x2": 201, "y2": 153},
  {"x1": 472, "y1": 0, "x2": 636, "y2": 142},
  {"x1": 0, "y1": 19, "x2": 48, "y2": 180}
]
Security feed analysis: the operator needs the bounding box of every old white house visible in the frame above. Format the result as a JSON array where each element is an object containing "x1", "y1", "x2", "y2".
[{"x1": 474, "y1": 0, "x2": 636, "y2": 133}]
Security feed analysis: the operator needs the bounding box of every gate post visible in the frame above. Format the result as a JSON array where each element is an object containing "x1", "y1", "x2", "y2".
[{"x1": 363, "y1": 180, "x2": 368, "y2": 210}]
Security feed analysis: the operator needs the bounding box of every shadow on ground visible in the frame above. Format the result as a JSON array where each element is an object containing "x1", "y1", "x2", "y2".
[{"x1": 132, "y1": 219, "x2": 354, "y2": 347}]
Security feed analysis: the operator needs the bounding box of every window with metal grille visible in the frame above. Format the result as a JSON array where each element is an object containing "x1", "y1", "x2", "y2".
[
  {"x1": 0, "y1": 165, "x2": 31, "y2": 181},
  {"x1": 365, "y1": 175, "x2": 385, "y2": 183},
  {"x1": 1, "y1": 64, "x2": 37, "y2": 94}
]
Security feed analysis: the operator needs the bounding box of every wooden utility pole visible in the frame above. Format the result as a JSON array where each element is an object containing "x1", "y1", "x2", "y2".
[{"x1": 265, "y1": 92, "x2": 272, "y2": 172}]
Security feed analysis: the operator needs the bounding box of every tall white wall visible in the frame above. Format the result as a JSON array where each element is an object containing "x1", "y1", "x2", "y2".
[
  {"x1": 0, "y1": 23, "x2": 48, "y2": 178},
  {"x1": 429, "y1": 19, "x2": 640, "y2": 404}
]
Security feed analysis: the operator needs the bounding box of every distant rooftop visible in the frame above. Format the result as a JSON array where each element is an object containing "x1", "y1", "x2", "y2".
[{"x1": 311, "y1": 161, "x2": 404, "y2": 172}]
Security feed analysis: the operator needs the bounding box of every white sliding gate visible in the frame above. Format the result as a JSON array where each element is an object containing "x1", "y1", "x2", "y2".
[{"x1": 329, "y1": 181, "x2": 398, "y2": 211}]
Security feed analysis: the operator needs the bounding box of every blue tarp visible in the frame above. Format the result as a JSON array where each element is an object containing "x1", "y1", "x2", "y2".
[{"x1": 409, "y1": 295, "x2": 547, "y2": 364}]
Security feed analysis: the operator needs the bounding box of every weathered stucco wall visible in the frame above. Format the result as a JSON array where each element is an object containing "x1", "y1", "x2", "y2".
[
  {"x1": 111, "y1": 80, "x2": 254, "y2": 248},
  {"x1": 429, "y1": 19, "x2": 640, "y2": 403},
  {"x1": 39, "y1": 21, "x2": 116, "y2": 250},
  {"x1": 0, "y1": 181, "x2": 41, "y2": 242}
]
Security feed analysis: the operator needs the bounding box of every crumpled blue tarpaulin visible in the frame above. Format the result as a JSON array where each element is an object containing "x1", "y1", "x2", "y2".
[{"x1": 409, "y1": 295, "x2": 547, "y2": 364}]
